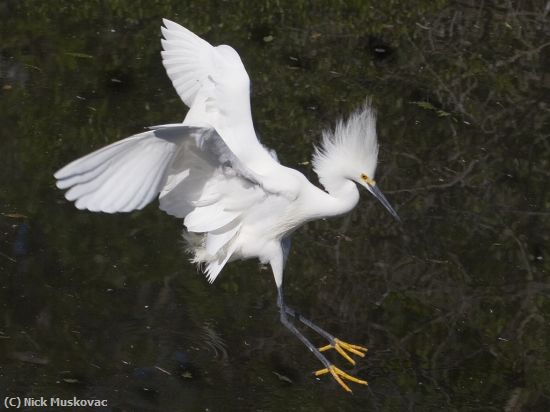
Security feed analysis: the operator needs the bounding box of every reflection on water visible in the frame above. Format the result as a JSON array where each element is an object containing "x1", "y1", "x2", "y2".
[{"x1": 1, "y1": 1, "x2": 549, "y2": 410}]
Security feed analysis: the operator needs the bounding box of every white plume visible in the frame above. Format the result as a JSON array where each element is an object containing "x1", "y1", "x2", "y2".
[{"x1": 312, "y1": 99, "x2": 379, "y2": 192}]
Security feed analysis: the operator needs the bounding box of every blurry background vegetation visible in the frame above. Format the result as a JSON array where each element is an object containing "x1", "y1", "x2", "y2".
[{"x1": 1, "y1": 0, "x2": 549, "y2": 410}]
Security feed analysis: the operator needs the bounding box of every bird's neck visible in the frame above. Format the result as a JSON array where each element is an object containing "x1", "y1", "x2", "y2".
[{"x1": 317, "y1": 177, "x2": 360, "y2": 218}]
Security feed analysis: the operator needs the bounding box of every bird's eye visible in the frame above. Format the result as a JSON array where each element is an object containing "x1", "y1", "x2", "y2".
[{"x1": 361, "y1": 173, "x2": 375, "y2": 186}]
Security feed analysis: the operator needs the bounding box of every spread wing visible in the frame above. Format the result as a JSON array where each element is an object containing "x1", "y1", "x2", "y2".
[
  {"x1": 55, "y1": 125, "x2": 267, "y2": 217},
  {"x1": 161, "y1": 19, "x2": 293, "y2": 185},
  {"x1": 55, "y1": 125, "x2": 282, "y2": 282},
  {"x1": 53, "y1": 127, "x2": 197, "y2": 213}
]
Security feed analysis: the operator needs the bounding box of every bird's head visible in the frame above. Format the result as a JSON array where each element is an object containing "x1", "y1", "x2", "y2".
[
  {"x1": 312, "y1": 100, "x2": 400, "y2": 221},
  {"x1": 356, "y1": 172, "x2": 400, "y2": 221}
]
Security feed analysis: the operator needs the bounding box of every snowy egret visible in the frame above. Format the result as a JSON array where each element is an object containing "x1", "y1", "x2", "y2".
[{"x1": 55, "y1": 19, "x2": 400, "y2": 392}]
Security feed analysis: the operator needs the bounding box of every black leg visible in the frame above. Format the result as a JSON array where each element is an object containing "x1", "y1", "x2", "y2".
[
  {"x1": 277, "y1": 287, "x2": 333, "y2": 367},
  {"x1": 282, "y1": 304, "x2": 336, "y2": 343},
  {"x1": 279, "y1": 289, "x2": 368, "y2": 365},
  {"x1": 276, "y1": 286, "x2": 368, "y2": 393}
]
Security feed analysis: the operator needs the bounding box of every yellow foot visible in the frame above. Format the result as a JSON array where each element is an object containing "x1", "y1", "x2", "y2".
[
  {"x1": 314, "y1": 365, "x2": 368, "y2": 393},
  {"x1": 319, "y1": 338, "x2": 368, "y2": 366}
]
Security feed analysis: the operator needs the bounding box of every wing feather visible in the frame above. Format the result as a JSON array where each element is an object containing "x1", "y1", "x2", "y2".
[
  {"x1": 64, "y1": 142, "x2": 145, "y2": 202},
  {"x1": 161, "y1": 19, "x2": 300, "y2": 196},
  {"x1": 55, "y1": 135, "x2": 142, "y2": 188},
  {"x1": 205, "y1": 219, "x2": 241, "y2": 256},
  {"x1": 204, "y1": 239, "x2": 239, "y2": 283},
  {"x1": 160, "y1": 20, "x2": 214, "y2": 107},
  {"x1": 184, "y1": 203, "x2": 239, "y2": 233},
  {"x1": 56, "y1": 127, "x2": 204, "y2": 213}
]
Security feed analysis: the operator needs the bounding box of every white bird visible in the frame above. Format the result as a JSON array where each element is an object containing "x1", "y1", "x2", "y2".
[{"x1": 54, "y1": 19, "x2": 400, "y2": 392}]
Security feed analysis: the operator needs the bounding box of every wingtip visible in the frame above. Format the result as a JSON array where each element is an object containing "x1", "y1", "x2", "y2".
[
  {"x1": 161, "y1": 18, "x2": 181, "y2": 31},
  {"x1": 55, "y1": 179, "x2": 66, "y2": 190},
  {"x1": 53, "y1": 165, "x2": 67, "y2": 180}
]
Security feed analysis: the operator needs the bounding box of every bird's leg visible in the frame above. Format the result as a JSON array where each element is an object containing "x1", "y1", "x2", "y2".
[
  {"x1": 282, "y1": 305, "x2": 368, "y2": 366},
  {"x1": 277, "y1": 286, "x2": 368, "y2": 393}
]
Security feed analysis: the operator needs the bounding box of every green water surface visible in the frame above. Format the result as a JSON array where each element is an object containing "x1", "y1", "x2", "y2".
[{"x1": 1, "y1": 1, "x2": 549, "y2": 410}]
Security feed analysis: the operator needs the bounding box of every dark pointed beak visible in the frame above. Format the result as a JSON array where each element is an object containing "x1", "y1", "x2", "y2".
[{"x1": 369, "y1": 184, "x2": 401, "y2": 222}]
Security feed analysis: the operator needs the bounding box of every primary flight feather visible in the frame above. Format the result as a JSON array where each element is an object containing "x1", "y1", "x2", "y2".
[{"x1": 55, "y1": 19, "x2": 400, "y2": 392}]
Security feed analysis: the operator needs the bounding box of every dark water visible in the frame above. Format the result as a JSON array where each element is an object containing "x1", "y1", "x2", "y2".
[{"x1": 1, "y1": 1, "x2": 549, "y2": 411}]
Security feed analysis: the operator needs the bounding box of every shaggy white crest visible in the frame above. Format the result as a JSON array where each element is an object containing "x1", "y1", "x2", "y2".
[{"x1": 312, "y1": 100, "x2": 379, "y2": 192}]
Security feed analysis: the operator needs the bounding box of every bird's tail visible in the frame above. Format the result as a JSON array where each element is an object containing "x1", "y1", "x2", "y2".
[{"x1": 182, "y1": 221, "x2": 241, "y2": 283}]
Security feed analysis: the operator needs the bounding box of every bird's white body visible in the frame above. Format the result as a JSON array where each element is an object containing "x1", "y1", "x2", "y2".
[
  {"x1": 221, "y1": 177, "x2": 359, "y2": 274},
  {"x1": 55, "y1": 19, "x2": 396, "y2": 288}
]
